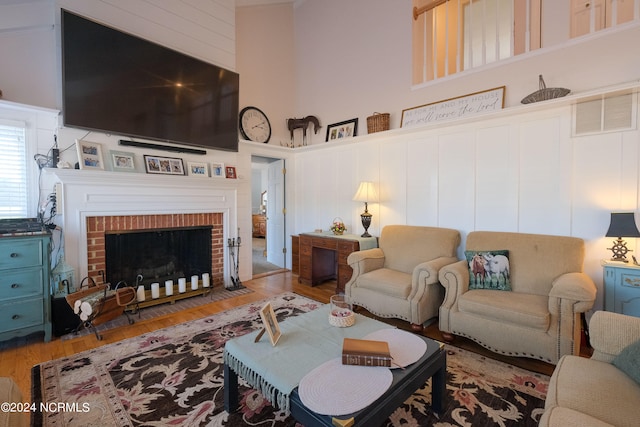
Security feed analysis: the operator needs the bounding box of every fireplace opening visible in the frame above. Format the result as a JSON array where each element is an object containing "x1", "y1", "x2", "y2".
[{"x1": 105, "y1": 226, "x2": 213, "y2": 287}]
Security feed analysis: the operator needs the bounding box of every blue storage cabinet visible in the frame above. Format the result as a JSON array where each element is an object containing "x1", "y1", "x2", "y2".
[
  {"x1": 0, "y1": 234, "x2": 52, "y2": 342},
  {"x1": 602, "y1": 260, "x2": 640, "y2": 318}
]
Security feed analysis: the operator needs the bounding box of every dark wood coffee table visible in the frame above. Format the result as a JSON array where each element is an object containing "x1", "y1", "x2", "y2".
[{"x1": 288, "y1": 335, "x2": 446, "y2": 427}]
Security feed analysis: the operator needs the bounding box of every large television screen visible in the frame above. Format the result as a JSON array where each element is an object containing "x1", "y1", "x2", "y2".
[{"x1": 61, "y1": 10, "x2": 239, "y2": 152}]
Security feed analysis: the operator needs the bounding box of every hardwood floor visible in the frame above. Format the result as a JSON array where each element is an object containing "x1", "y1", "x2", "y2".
[
  {"x1": 0, "y1": 271, "x2": 564, "y2": 401},
  {"x1": 0, "y1": 271, "x2": 334, "y2": 398}
]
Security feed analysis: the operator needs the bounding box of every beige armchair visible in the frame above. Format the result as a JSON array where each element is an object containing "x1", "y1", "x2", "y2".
[
  {"x1": 438, "y1": 231, "x2": 597, "y2": 364},
  {"x1": 540, "y1": 311, "x2": 640, "y2": 427},
  {"x1": 345, "y1": 225, "x2": 460, "y2": 330}
]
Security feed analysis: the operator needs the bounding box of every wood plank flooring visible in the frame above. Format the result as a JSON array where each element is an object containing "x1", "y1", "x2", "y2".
[{"x1": 0, "y1": 271, "x2": 560, "y2": 402}]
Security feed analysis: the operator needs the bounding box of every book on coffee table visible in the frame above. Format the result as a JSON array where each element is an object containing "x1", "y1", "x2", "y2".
[{"x1": 342, "y1": 338, "x2": 392, "y2": 367}]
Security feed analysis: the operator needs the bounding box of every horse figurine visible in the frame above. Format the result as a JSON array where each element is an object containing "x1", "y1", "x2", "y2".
[{"x1": 287, "y1": 115, "x2": 321, "y2": 146}]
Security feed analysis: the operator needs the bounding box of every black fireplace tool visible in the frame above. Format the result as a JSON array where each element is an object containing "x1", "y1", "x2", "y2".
[{"x1": 227, "y1": 235, "x2": 244, "y2": 290}]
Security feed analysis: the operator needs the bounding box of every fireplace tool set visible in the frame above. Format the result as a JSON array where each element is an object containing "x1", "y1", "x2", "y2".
[{"x1": 228, "y1": 234, "x2": 244, "y2": 290}]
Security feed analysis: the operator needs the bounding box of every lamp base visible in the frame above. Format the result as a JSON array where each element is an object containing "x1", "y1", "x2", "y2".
[
  {"x1": 608, "y1": 238, "x2": 632, "y2": 262},
  {"x1": 360, "y1": 212, "x2": 372, "y2": 238}
]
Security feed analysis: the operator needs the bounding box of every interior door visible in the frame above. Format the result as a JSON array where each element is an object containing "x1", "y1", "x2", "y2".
[{"x1": 266, "y1": 159, "x2": 285, "y2": 267}]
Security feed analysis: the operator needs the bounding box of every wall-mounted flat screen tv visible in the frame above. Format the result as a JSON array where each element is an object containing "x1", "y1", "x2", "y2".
[{"x1": 61, "y1": 9, "x2": 239, "y2": 152}]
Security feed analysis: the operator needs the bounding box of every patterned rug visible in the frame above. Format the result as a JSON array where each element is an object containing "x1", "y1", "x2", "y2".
[{"x1": 31, "y1": 293, "x2": 549, "y2": 426}]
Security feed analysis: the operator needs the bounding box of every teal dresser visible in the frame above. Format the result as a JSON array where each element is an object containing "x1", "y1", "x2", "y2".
[
  {"x1": 602, "y1": 260, "x2": 640, "y2": 317},
  {"x1": 0, "y1": 233, "x2": 52, "y2": 342}
]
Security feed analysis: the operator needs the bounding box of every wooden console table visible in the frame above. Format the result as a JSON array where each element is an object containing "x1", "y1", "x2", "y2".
[{"x1": 297, "y1": 232, "x2": 377, "y2": 293}]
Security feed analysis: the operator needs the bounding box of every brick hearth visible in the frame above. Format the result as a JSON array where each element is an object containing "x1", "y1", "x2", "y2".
[{"x1": 86, "y1": 213, "x2": 224, "y2": 287}]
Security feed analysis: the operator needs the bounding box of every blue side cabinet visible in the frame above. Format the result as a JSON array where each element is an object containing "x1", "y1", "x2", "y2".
[
  {"x1": 602, "y1": 260, "x2": 640, "y2": 318},
  {"x1": 0, "y1": 234, "x2": 52, "y2": 342}
]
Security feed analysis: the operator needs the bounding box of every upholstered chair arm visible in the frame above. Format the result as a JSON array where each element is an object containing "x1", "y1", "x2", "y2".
[
  {"x1": 589, "y1": 310, "x2": 640, "y2": 363},
  {"x1": 345, "y1": 248, "x2": 385, "y2": 294},
  {"x1": 346, "y1": 248, "x2": 385, "y2": 273},
  {"x1": 548, "y1": 272, "x2": 597, "y2": 313},
  {"x1": 437, "y1": 260, "x2": 470, "y2": 309},
  {"x1": 410, "y1": 256, "x2": 459, "y2": 295}
]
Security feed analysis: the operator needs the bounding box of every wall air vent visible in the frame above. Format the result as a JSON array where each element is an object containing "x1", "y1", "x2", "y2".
[{"x1": 573, "y1": 90, "x2": 637, "y2": 136}]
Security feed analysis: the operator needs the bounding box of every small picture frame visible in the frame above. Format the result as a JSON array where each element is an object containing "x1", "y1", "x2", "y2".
[
  {"x1": 326, "y1": 118, "x2": 358, "y2": 142},
  {"x1": 211, "y1": 162, "x2": 225, "y2": 179},
  {"x1": 109, "y1": 150, "x2": 137, "y2": 172},
  {"x1": 187, "y1": 161, "x2": 209, "y2": 177},
  {"x1": 76, "y1": 140, "x2": 105, "y2": 170},
  {"x1": 259, "y1": 302, "x2": 281, "y2": 346},
  {"x1": 225, "y1": 166, "x2": 237, "y2": 179},
  {"x1": 144, "y1": 155, "x2": 185, "y2": 175}
]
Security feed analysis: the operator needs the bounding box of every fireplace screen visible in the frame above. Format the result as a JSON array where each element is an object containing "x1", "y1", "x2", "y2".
[{"x1": 105, "y1": 226, "x2": 213, "y2": 287}]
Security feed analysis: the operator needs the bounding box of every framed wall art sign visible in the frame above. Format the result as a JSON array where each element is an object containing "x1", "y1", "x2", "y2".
[
  {"x1": 326, "y1": 118, "x2": 358, "y2": 141},
  {"x1": 401, "y1": 86, "x2": 505, "y2": 128},
  {"x1": 76, "y1": 140, "x2": 105, "y2": 170},
  {"x1": 144, "y1": 155, "x2": 185, "y2": 175}
]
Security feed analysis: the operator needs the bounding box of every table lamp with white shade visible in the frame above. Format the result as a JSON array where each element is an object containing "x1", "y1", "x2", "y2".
[{"x1": 353, "y1": 181, "x2": 378, "y2": 238}]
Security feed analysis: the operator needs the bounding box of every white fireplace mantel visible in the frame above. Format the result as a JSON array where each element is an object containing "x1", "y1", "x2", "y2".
[{"x1": 43, "y1": 168, "x2": 239, "y2": 286}]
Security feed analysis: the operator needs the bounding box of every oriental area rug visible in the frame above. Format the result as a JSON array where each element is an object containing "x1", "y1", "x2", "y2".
[{"x1": 32, "y1": 293, "x2": 549, "y2": 426}]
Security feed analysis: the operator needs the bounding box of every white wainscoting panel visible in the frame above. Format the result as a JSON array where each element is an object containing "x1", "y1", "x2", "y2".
[{"x1": 291, "y1": 92, "x2": 640, "y2": 311}]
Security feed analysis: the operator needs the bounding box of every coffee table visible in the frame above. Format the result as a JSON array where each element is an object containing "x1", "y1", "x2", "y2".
[
  {"x1": 223, "y1": 305, "x2": 446, "y2": 426},
  {"x1": 289, "y1": 334, "x2": 445, "y2": 427}
]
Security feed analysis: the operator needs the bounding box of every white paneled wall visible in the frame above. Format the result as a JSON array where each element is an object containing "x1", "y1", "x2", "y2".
[{"x1": 293, "y1": 88, "x2": 640, "y2": 312}]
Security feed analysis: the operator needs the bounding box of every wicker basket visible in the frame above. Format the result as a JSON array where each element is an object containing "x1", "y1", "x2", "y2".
[
  {"x1": 367, "y1": 112, "x2": 390, "y2": 134},
  {"x1": 521, "y1": 75, "x2": 570, "y2": 104},
  {"x1": 330, "y1": 217, "x2": 346, "y2": 235},
  {"x1": 329, "y1": 310, "x2": 355, "y2": 327}
]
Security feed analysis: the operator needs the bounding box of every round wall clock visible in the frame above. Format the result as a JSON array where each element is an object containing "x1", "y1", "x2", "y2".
[{"x1": 239, "y1": 106, "x2": 272, "y2": 143}]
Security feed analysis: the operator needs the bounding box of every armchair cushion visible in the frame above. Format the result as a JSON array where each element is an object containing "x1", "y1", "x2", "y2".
[
  {"x1": 355, "y1": 269, "x2": 412, "y2": 299},
  {"x1": 612, "y1": 338, "x2": 640, "y2": 385},
  {"x1": 458, "y1": 290, "x2": 549, "y2": 330},
  {"x1": 465, "y1": 250, "x2": 511, "y2": 290}
]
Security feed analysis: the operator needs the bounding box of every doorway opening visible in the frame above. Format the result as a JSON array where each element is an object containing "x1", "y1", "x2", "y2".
[{"x1": 251, "y1": 155, "x2": 287, "y2": 277}]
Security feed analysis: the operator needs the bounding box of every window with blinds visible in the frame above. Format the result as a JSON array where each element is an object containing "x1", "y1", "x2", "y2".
[{"x1": 0, "y1": 120, "x2": 28, "y2": 219}]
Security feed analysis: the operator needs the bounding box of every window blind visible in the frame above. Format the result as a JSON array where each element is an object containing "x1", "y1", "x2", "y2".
[{"x1": 0, "y1": 120, "x2": 28, "y2": 218}]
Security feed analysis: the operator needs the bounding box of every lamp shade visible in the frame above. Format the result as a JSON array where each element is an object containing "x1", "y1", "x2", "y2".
[
  {"x1": 605, "y1": 212, "x2": 640, "y2": 238},
  {"x1": 352, "y1": 182, "x2": 378, "y2": 203}
]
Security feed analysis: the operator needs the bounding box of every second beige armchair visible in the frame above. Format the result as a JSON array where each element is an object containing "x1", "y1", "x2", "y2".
[
  {"x1": 345, "y1": 225, "x2": 461, "y2": 330},
  {"x1": 438, "y1": 231, "x2": 597, "y2": 364}
]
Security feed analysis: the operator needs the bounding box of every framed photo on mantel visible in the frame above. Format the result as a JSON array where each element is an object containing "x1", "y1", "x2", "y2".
[
  {"x1": 76, "y1": 140, "x2": 105, "y2": 170},
  {"x1": 187, "y1": 161, "x2": 209, "y2": 178},
  {"x1": 109, "y1": 150, "x2": 137, "y2": 173},
  {"x1": 144, "y1": 155, "x2": 185, "y2": 175}
]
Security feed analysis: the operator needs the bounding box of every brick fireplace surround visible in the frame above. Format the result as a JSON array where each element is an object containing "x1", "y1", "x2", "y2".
[{"x1": 86, "y1": 213, "x2": 224, "y2": 287}]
